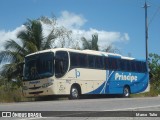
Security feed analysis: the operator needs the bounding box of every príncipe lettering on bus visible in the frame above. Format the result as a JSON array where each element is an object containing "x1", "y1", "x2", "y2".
[{"x1": 115, "y1": 73, "x2": 138, "y2": 82}]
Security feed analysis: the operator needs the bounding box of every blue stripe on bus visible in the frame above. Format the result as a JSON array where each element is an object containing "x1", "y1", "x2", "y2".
[{"x1": 86, "y1": 70, "x2": 149, "y2": 95}]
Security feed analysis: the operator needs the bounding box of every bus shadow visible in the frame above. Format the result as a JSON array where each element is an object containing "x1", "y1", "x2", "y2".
[
  {"x1": 80, "y1": 94, "x2": 123, "y2": 99},
  {"x1": 27, "y1": 94, "x2": 123, "y2": 102},
  {"x1": 35, "y1": 94, "x2": 122, "y2": 101},
  {"x1": 34, "y1": 95, "x2": 69, "y2": 101}
]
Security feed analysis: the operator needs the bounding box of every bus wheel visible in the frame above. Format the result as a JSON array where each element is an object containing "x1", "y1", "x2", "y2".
[
  {"x1": 70, "y1": 86, "x2": 80, "y2": 99},
  {"x1": 123, "y1": 86, "x2": 130, "y2": 98}
]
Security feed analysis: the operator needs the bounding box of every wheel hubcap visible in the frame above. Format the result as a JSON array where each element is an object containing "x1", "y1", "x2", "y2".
[
  {"x1": 72, "y1": 88, "x2": 78, "y2": 98},
  {"x1": 124, "y1": 88, "x2": 129, "y2": 97}
]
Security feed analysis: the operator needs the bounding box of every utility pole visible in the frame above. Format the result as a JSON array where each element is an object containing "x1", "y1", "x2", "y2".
[{"x1": 143, "y1": 1, "x2": 150, "y2": 64}]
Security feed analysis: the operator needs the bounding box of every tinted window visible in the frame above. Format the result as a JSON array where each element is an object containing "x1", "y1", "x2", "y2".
[
  {"x1": 120, "y1": 59, "x2": 126, "y2": 71},
  {"x1": 130, "y1": 61, "x2": 136, "y2": 72},
  {"x1": 135, "y1": 61, "x2": 141, "y2": 72},
  {"x1": 142, "y1": 62, "x2": 147, "y2": 72},
  {"x1": 55, "y1": 51, "x2": 69, "y2": 78},
  {"x1": 95, "y1": 56, "x2": 104, "y2": 69},
  {"x1": 70, "y1": 52, "x2": 88, "y2": 68},
  {"x1": 126, "y1": 60, "x2": 131, "y2": 71},
  {"x1": 24, "y1": 52, "x2": 54, "y2": 81},
  {"x1": 108, "y1": 58, "x2": 119, "y2": 70},
  {"x1": 70, "y1": 52, "x2": 79, "y2": 67},
  {"x1": 105, "y1": 57, "x2": 147, "y2": 73},
  {"x1": 79, "y1": 54, "x2": 88, "y2": 67},
  {"x1": 135, "y1": 61, "x2": 147, "y2": 73},
  {"x1": 105, "y1": 58, "x2": 109, "y2": 69},
  {"x1": 116, "y1": 59, "x2": 121, "y2": 70},
  {"x1": 88, "y1": 55, "x2": 95, "y2": 68}
]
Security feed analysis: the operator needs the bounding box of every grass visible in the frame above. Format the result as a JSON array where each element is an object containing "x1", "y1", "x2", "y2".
[
  {"x1": 0, "y1": 85, "x2": 34, "y2": 103},
  {"x1": 131, "y1": 84, "x2": 159, "y2": 98},
  {"x1": 0, "y1": 84, "x2": 65, "y2": 103},
  {"x1": 131, "y1": 92, "x2": 157, "y2": 98}
]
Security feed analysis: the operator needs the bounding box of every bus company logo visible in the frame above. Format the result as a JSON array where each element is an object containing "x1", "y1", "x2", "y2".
[
  {"x1": 115, "y1": 73, "x2": 137, "y2": 82},
  {"x1": 29, "y1": 81, "x2": 40, "y2": 84},
  {"x1": 75, "y1": 69, "x2": 80, "y2": 78}
]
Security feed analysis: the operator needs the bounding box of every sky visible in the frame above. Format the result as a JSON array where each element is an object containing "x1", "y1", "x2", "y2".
[{"x1": 0, "y1": 0, "x2": 160, "y2": 60}]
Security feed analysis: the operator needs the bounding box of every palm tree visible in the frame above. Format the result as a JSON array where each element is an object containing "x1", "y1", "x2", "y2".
[
  {"x1": 0, "y1": 40, "x2": 24, "y2": 82},
  {"x1": 0, "y1": 18, "x2": 69, "y2": 84},
  {"x1": 81, "y1": 34, "x2": 99, "y2": 51},
  {"x1": 81, "y1": 33, "x2": 113, "y2": 52},
  {"x1": 18, "y1": 19, "x2": 59, "y2": 53}
]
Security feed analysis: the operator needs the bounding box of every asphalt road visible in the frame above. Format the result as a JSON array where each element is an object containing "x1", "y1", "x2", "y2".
[{"x1": 0, "y1": 97, "x2": 160, "y2": 120}]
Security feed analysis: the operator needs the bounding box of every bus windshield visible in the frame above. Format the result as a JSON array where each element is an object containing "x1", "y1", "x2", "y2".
[{"x1": 24, "y1": 52, "x2": 54, "y2": 81}]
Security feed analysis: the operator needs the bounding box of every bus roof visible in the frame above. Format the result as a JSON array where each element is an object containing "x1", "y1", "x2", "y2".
[{"x1": 25, "y1": 48, "x2": 143, "y2": 61}]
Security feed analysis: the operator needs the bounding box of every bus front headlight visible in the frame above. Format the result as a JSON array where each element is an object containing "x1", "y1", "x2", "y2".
[{"x1": 42, "y1": 82, "x2": 53, "y2": 88}]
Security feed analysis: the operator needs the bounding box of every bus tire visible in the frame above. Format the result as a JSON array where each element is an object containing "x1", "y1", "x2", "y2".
[
  {"x1": 70, "y1": 86, "x2": 80, "y2": 99},
  {"x1": 123, "y1": 86, "x2": 130, "y2": 98}
]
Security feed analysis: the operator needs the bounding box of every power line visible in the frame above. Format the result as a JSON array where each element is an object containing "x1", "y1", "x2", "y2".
[{"x1": 149, "y1": 5, "x2": 160, "y2": 26}]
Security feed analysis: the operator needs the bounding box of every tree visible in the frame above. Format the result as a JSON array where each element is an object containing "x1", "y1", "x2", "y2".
[
  {"x1": 149, "y1": 53, "x2": 160, "y2": 82},
  {"x1": 0, "y1": 18, "x2": 70, "y2": 85},
  {"x1": 39, "y1": 16, "x2": 72, "y2": 48},
  {"x1": 81, "y1": 33, "x2": 112, "y2": 52},
  {"x1": 81, "y1": 34, "x2": 99, "y2": 51},
  {"x1": 148, "y1": 53, "x2": 160, "y2": 94}
]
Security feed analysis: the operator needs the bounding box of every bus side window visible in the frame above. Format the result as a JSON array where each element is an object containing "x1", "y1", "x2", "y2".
[
  {"x1": 70, "y1": 52, "x2": 79, "y2": 68},
  {"x1": 126, "y1": 60, "x2": 131, "y2": 72},
  {"x1": 108, "y1": 58, "x2": 112, "y2": 70},
  {"x1": 120, "y1": 59, "x2": 125, "y2": 71},
  {"x1": 130, "y1": 61, "x2": 136, "y2": 72},
  {"x1": 106, "y1": 58, "x2": 109, "y2": 70},
  {"x1": 143, "y1": 62, "x2": 147, "y2": 72},
  {"x1": 112, "y1": 58, "x2": 117, "y2": 70},
  {"x1": 114, "y1": 58, "x2": 120, "y2": 71},
  {"x1": 79, "y1": 54, "x2": 88, "y2": 68},
  {"x1": 55, "y1": 51, "x2": 69, "y2": 78},
  {"x1": 95, "y1": 56, "x2": 103, "y2": 69},
  {"x1": 55, "y1": 60, "x2": 63, "y2": 74},
  {"x1": 124, "y1": 60, "x2": 128, "y2": 71},
  {"x1": 116, "y1": 59, "x2": 120, "y2": 71},
  {"x1": 88, "y1": 55, "x2": 95, "y2": 68},
  {"x1": 111, "y1": 58, "x2": 115, "y2": 70},
  {"x1": 109, "y1": 58, "x2": 118, "y2": 70},
  {"x1": 135, "y1": 61, "x2": 141, "y2": 73},
  {"x1": 141, "y1": 62, "x2": 147, "y2": 73}
]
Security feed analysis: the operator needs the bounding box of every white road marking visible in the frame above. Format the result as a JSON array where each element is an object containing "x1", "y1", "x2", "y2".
[
  {"x1": 104, "y1": 104, "x2": 160, "y2": 111},
  {"x1": 20, "y1": 117, "x2": 48, "y2": 120}
]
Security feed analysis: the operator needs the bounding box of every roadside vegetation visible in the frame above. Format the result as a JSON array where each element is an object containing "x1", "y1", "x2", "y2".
[
  {"x1": 131, "y1": 53, "x2": 160, "y2": 98},
  {"x1": 0, "y1": 16, "x2": 160, "y2": 102}
]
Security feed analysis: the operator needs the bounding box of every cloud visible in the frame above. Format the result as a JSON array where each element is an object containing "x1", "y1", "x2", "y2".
[
  {"x1": 0, "y1": 11, "x2": 129, "y2": 51},
  {"x1": 0, "y1": 25, "x2": 25, "y2": 50},
  {"x1": 57, "y1": 11, "x2": 87, "y2": 29},
  {"x1": 56, "y1": 11, "x2": 129, "y2": 48},
  {"x1": 71, "y1": 28, "x2": 129, "y2": 46}
]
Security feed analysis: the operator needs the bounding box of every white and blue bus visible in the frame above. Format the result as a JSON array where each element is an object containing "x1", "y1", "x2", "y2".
[{"x1": 22, "y1": 48, "x2": 149, "y2": 99}]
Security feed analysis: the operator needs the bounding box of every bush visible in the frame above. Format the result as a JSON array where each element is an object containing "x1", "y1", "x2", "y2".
[
  {"x1": 131, "y1": 82, "x2": 159, "y2": 98},
  {"x1": 0, "y1": 85, "x2": 31, "y2": 103}
]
